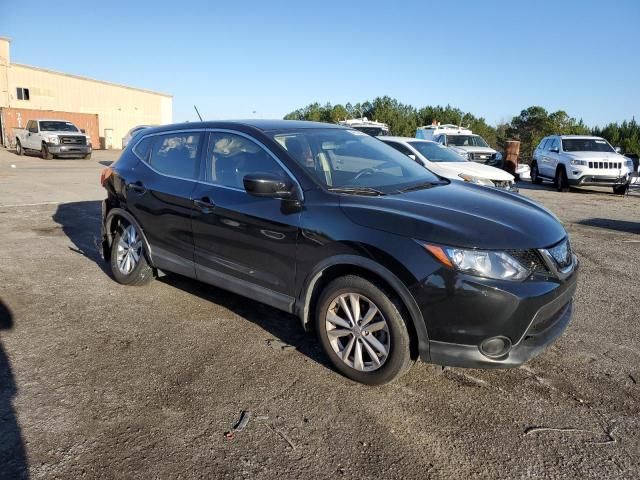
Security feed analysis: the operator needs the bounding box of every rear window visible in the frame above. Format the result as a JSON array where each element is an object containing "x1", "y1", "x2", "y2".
[{"x1": 133, "y1": 136, "x2": 153, "y2": 160}]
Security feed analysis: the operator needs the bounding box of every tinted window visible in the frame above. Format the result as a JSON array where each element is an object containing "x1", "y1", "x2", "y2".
[
  {"x1": 207, "y1": 132, "x2": 287, "y2": 190},
  {"x1": 39, "y1": 121, "x2": 79, "y2": 132},
  {"x1": 549, "y1": 138, "x2": 559, "y2": 151},
  {"x1": 539, "y1": 138, "x2": 549, "y2": 150},
  {"x1": 446, "y1": 135, "x2": 489, "y2": 147},
  {"x1": 273, "y1": 129, "x2": 439, "y2": 192},
  {"x1": 133, "y1": 136, "x2": 154, "y2": 159},
  {"x1": 148, "y1": 133, "x2": 202, "y2": 180}
]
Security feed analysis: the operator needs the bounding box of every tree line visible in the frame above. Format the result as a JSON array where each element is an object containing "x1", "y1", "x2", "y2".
[{"x1": 284, "y1": 97, "x2": 639, "y2": 163}]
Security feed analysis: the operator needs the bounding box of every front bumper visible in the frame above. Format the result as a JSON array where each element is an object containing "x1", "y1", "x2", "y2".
[
  {"x1": 567, "y1": 171, "x2": 629, "y2": 187},
  {"x1": 47, "y1": 143, "x2": 92, "y2": 157},
  {"x1": 413, "y1": 255, "x2": 579, "y2": 368}
]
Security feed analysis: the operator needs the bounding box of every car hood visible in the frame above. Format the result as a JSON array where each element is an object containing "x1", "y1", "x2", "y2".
[
  {"x1": 41, "y1": 131, "x2": 87, "y2": 137},
  {"x1": 429, "y1": 161, "x2": 514, "y2": 181},
  {"x1": 339, "y1": 182, "x2": 566, "y2": 250}
]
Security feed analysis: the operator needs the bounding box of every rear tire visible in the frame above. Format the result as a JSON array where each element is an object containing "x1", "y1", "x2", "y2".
[
  {"x1": 41, "y1": 143, "x2": 53, "y2": 160},
  {"x1": 110, "y1": 221, "x2": 154, "y2": 286},
  {"x1": 555, "y1": 167, "x2": 569, "y2": 192},
  {"x1": 531, "y1": 162, "x2": 542, "y2": 184},
  {"x1": 613, "y1": 184, "x2": 628, "y2": 195},
  {"x1": 315, "y1": 275, "x2": 414, "y2": 385},
  {"x1": 16, "y1": 140, "x2": 23, "y2": 156}
]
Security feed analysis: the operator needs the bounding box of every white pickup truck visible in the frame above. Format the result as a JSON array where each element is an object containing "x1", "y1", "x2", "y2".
[{"x1": 15, "y1": 119, "x2": 92, "y2": 159}]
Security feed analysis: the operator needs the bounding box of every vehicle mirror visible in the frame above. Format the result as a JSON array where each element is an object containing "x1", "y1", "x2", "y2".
[
  {"x1": 615, "y1": 146, "x2": 622, "y2": 154},
  {"x1": 550, "y1": 147, "x2": 559, "y2": 153},
  {"x1": 81, "y1": 129, "x2": 86, "y2": 133},
  {"x1": 243, "y1": 173, "x2": 294, "y2": 200}
]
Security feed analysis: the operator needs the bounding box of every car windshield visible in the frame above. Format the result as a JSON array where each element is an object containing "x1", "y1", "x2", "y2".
[
  {"x1": 562, "y1": 138, "x2": 615, "y2": 153},
  {"x1": 273, "y1": 129, "x2": 441, "y2": 193},
  {"x1": 446, "y1": 135, "x2": 489, "y2": 147},
  {"x1": 352, "y1": 126, "x2": 388, "y2": 137},
  {"x1": 408, "y1": 141, "x2": 467, "y2": 163},
  {"x1": 39, "y1": 121, "x2": 79, "y2": 132}
]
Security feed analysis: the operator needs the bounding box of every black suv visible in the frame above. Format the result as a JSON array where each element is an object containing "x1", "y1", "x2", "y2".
[{"x1": 100, "y1": 120, "x2": 578, "y2": 385}]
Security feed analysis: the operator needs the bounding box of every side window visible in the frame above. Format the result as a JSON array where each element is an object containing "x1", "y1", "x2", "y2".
[
  {"x1": 28, "y1": 121, "x2": 38, "y2": 133},
  {"x1": 207, "y1": 132, "x2": 287, "y2": 190},
  {"x1": 147, "y1": 132, "x2": 202, "y2": 180},
  {"x1": 386, "y1": 141, "x2": 414, "y2": 157},
  {"x1": 133, "y1": 136, "x2": 153, "y2": 160},
  {"x1": 538, "y1": 138, "x2": 548, "y2": 150},
  {"x1": 549, "y1": 138, "x2": 559, "y2": 151}
]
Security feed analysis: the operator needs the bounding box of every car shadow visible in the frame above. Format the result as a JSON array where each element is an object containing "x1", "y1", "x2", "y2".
[
  {"x1": 577, "y1": 218, "x2": 640, "y2": 235},
  {"x1": 0, "y1": 299, "x2": 29, "y2": 479},
  {"x1": 157, "y1": 273, "x2": 329, "y2": 368},
  {"x1": 50, "y1": 201, "x2": 329, "y2": 369},
  {"x1": 51, "y1": 200, "x2": 110, "y2": 275}
]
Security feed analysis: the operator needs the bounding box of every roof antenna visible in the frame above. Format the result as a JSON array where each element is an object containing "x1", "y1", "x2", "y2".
[{"x1": 194, "y1": 105, "x2": 203, "y2": 121}]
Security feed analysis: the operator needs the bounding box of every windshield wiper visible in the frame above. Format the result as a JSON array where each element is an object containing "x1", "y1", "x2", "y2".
[
  {"x1": 328, "y1": 186, "x2": 386, "y2": 196},
  {"x1": 397, "y1": 181, "x2": 445, "y2": 193}
]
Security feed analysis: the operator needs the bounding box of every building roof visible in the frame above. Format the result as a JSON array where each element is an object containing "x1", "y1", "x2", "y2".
[{"x1": 12, "y1": 63, "x2": 172, "y2": 98}]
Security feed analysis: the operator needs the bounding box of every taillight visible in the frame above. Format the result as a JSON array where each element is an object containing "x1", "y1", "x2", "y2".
[{"x1": 100, "y1": 167, "x2": 113, "y2": 187}]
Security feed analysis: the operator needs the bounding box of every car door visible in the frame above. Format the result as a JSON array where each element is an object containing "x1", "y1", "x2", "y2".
[
  {"x1": 541, "y1": 137, "x2": 560, "y2": 177},
  {"x1": 190, "y1": 130, "x2": 301, "y2": 310},
  {"x1": 25, "y1": 121, "x2": 38, "y2": 149},
  {"x1": 125, "y1": 130, "x2": 205, "y2": 278}
]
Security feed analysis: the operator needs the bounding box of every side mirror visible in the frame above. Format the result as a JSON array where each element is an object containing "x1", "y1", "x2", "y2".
[
  {"x1": 550, "y1": 147, "x2": 559, "y2": 153},
  {"x1": 615, "y1": 146, "x2": 622, "y2": 154},
  {"x1": 243, "y1": 173, "x2": 295, "y2": 200},
  {"x1": 81, "y1": 129, "x2": 86, "y2": 134}
]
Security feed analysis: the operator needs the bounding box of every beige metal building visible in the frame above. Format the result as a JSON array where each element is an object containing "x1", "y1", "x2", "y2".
[{"x1": 0, "y1": 37, "x2": 172, "y2": 149}]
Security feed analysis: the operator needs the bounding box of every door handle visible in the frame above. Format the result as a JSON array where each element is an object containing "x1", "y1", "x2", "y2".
[
  {"x1": 193, "y1": 197, "x2": 215, "y2": 211},
  {"x1": 127, "y1": 181, "x2": 146, "y2": 194}
]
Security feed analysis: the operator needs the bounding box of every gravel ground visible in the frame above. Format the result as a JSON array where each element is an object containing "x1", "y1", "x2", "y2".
[{"x1": 0, "y1": 147, "x2": 638, "y2": 479}]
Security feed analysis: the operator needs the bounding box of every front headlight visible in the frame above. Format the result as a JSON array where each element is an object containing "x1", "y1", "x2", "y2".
[
  {"x1": 47, "y1": 136, "x2": 60, "y2": 145},
  {"x1": 625, "y1": 160, "x2": 633, "y2": 169},
  {"x1": 458, "y1": 173, "x2": 495, "y2": 186},
  {"x1": 570, "y1": 159, "x2": 587, "y2": 166},
  {"x1": 424, "y1": 244, "x2": 529, "y2": 281},
  {"x1": 86, "y1": 136, "x2": 92, "y2": 146},
  {"x1": 495, "y1": 152, "x2": 503, "y2": 161}
]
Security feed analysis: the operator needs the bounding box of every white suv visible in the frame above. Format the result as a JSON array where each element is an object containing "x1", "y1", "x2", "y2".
[{"x1": 531, "y1": 135, "x2": 634, "y2": 194}]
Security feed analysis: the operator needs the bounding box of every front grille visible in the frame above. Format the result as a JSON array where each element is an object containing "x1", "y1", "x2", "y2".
[
  {"x1": 59, "y1": 135, "x2": 86, "y2": 145},
  {"x1": 505, "y1": 249, "x2": 549, "y2": 274},
  {"x1": 588, "y1": 161, "x2": 622, "y2": 169},
  {"x1": 470, "y1": 152, "x2": 494, "y2": 162}
]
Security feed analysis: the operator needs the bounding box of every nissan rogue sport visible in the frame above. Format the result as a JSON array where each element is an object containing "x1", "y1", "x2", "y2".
[{"x1": 100, "y1": 120, "x2": 579, "y2": 385}]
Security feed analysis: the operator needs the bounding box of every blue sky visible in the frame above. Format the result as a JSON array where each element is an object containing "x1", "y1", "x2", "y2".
[{"x1": 1, "y1": 0, "x2": 638, "y2": 127}]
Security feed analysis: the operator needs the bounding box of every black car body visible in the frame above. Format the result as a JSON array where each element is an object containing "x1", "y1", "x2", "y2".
[{"x1": 100, "y1": 120, "x2": 578, "y2": 384}]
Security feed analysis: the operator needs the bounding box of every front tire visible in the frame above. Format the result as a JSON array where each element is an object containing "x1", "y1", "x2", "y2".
[
  {"x1": 84, "y1": 153, "x2": 92, "y2": 160},
  {"x1": 613, "y1": 184, "x2": 628, "y2": 195},
  {"x1": 555, "y1": 167, "x2": 569, "y2": 192},
  {"x1": 41, "y1": 143, "x2": 53, "y2": 160},
  {"x1": 16, "y1": 140, "x2": 23, "y2": 156},
  {"x1": 531, "y1": 162, "x2": 542, "y2": 184},
  {"x1": 110, "y1": 222, "x2": 154, "y2": 286},
  {"x1": 316, "y1": 275, "x2": 414, "y2": 385}
]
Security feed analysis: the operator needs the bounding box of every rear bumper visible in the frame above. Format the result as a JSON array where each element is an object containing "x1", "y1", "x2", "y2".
[{"x1": 48, "y1": 144, "x2": 92, "y2": 156}]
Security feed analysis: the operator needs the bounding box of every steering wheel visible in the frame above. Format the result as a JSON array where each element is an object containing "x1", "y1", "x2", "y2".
[{"x1": 353, "y1": 161, "x2": 396, "y2": 181}]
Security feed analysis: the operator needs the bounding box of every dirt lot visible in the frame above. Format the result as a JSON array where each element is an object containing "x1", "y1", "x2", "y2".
[{"x1": 0, "y1": 147, "x2": 639, "y2": 479}]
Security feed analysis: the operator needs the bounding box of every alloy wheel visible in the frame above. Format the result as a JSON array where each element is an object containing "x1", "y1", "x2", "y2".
[
  {"x1": 116, "y1": 225, "x2": 143, "y2": 275},
  {"x1": 325, "y1": 293, "x2": 390, "y2": 372}
]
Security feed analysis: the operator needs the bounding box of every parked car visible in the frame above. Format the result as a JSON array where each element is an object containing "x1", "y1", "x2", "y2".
[
  {"x1": 380, "y1": 136, "x2": 516, "y2": 191},
  {"x1": 122, "y1": 125, "x2": 153, "y2": 149},
  {"x1": 15, "y1": 119, "x2": 92, "y2": 159},
  {"x1": 531, "y1": 135, "x2": 634, "y2": 194},
  {"x1": 100, "y1": 120, "x2": 578, "y2": 385},
  {"x1": 417, "y1": 124, "x2": 500, "y2": 163}
]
